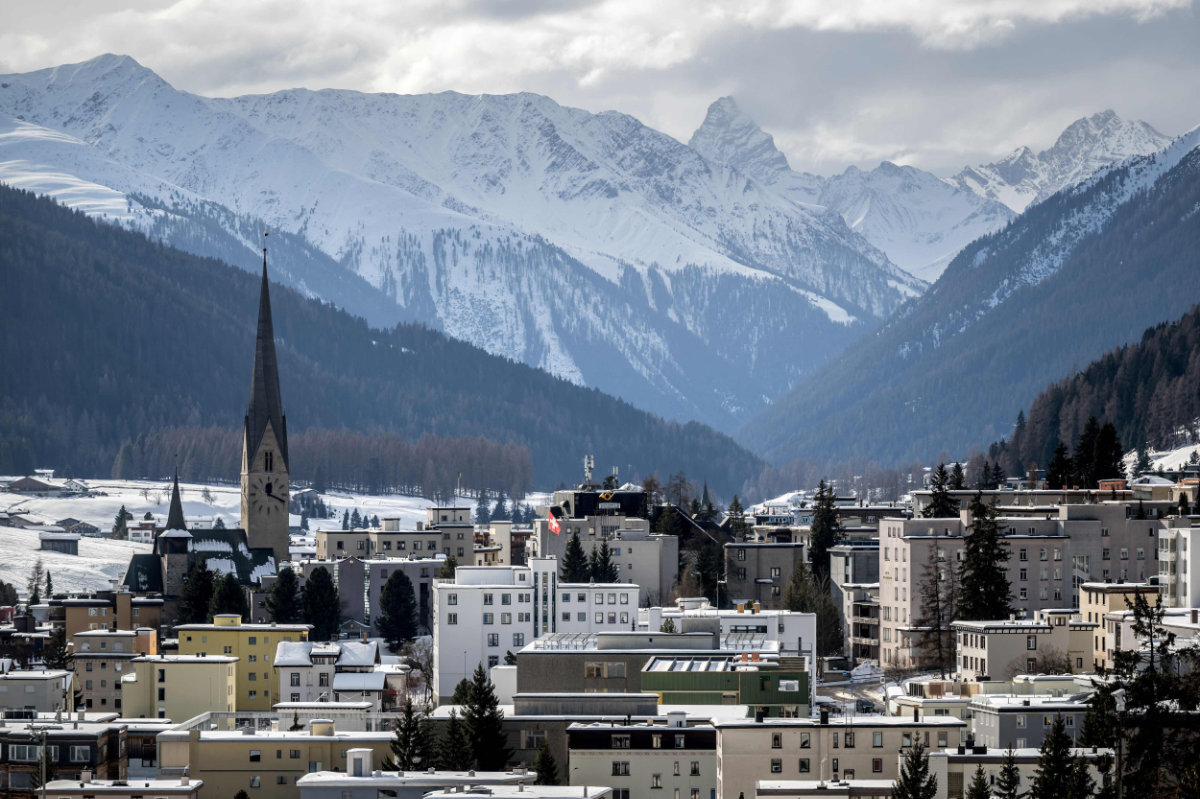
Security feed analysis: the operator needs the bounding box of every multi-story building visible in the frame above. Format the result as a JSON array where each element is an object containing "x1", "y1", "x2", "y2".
[
  {"x1": 969, "y1": 694, "x2": 1090, "y2": 750},
  {"x1": 273, "y1": 640, "x2": 406, "y2": 710},
  {"x1": 120, "y1": 654, "x2": 237, "y2": 720},
  {"x1": 843, "y1": 584, "x2": 880, "y2": 665},
  {"x1": 297, "y1": 749, "x2": 534, "y2": 799},
  {"x1": 1158, "y1": 521, "x2": 1200, "y2": 607},
  {"x1": 1079, "y1": 581, "x2": 1159, "y2": 671},
  {"x1": 639, "y1": 655, "x2": 811, "y2": 717},
  {"x1": 568, "y1": 713, "x2": 716, "y2": 799},
  {"x1": 0, "y1": 714, "x2": 128, "y2": 798},
  {"x1": 175, "y1": 615, "x2": 310, "y2": 710},
  {"x1": 952, "y1": 610, "x2": 1095, "y2": 680},
  {"x1": 724, "y1": 540, "x2": 806, "y2": 610},
  {"x1": 714, "y1": 715, "x2": 968, "y2": 799},
  {"x1": 0, "y1": 669, "x2": 73, "y2": 712},
  {"x1": 71, "y1": 629, "x2": 156, "y2": 711},
  {"x1": 42, "y1": 776, "x2": 202, "y2": 799},
  {"x1": 641, "y1": 600, "x2": 817, "y2": 658},
  {"x1": 51, "y1": 593, "x2": 164, "y2": 639},
  {"x1": 432, "y1": 559, "x2": 638, "y2": 700}
]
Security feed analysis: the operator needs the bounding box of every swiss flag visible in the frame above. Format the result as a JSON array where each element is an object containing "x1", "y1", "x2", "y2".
[{"x1": 548, "y1": 511, "x2": 561, "y2": 535}]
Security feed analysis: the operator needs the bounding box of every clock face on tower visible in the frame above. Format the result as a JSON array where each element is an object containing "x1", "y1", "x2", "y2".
[{"x1": 247, "y1": 473, "x2": 288, "y2": 517}]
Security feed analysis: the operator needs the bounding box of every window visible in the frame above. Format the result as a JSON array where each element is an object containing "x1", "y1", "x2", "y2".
[
  {"x1": 902, "y1": 733, "x2": 912, "y2": 748},
  {"x1": 448, "y1": 594, "x2": 458, "y2": 605},
  {"x1": 250, "y1": 750, "x2": 262, "y2": 762},
  {"x1": 620, "y1": 594, "x2": 629, "y2": 605},
  {"x1": 690, "y1": 762, "x2": 700, "y2": 776},
  {"x1": 800, "y1": 732, "x2": 811, "y2": 748},
  {"x1": 612, "y1": 734, "x2": 631, "y2": 749},
  {"x1": 9, "y1": 745, "x2": 38, "y2": 762},
  {"x1": 1019, "y1": 548, "x2": 1028, "y2": 561},
  {"x1": 1019, "y1": 568, "x2": 1028, "y2": 581},
  {"x1": 737, "y1": 549, "x2": 746, "y2": 561},
  {"x1": 770, "y1": 567, "x2": 781, "y2": 578},
  {"x1": 873, "y1": 732, "x2": 883, "y2": 748},
  {"x1": 562, "y1": 593, "x2": 571, "y2": 603},
  {"x1": 937, "y1": 732, "x2": 948, "y2": 748},
  {"x1": 502, "y1": 593, "x2": 512, "y2": 605},
  {"x1": 488, "y1": 634, "x2": 500, "y2": 647},
  {"x1": 771, "y1": 733, "x2": 782, "y2": 749},
  {"x1": 770, "y1": 759, "x2": 782, "y2": 773},
  {"x1": 249, "y1": 655, "x2": 257, "y2": 663},
  {"x1": 501, "y1": 613, "x2": 512, "y2": 624},
  {"x1": 595, "y1": 612, "x2": 603, "y2": 624},
  {"x1": 578, "y1": 593, "x2": 587, "y2": 602},
  {"x1": 484, "y1": 593, "x2": 494, "y2": 605},
  {"x1": 277, "y1": 776, "x2": 288, "y2": 785},
  {"x1": 873, "y1": 758, "x2": 883, "y2": 773},
  {"x1": 249, "y1": 777, "x2": 261, "y2": 788},
  {"x1": 652, "y1": 734, "x2": 662, "y2": 749},
  {"x1": 447, "y1": 613, "x2": 458, "y2": 625},
  {"x1": 673, "y1": 762, "x2": 680, "y2": 777},
  {"x1": 290, "y1": 673, "x2": 300, "y2": 687},
  {"x1": 488, "y1": 655, "x2": 499, "y2": 668},
  {"x1": 290, "y1": 749, "x2": 301, "y2": 759},
  {"x1": 1027, "y1": 635, "x2": 1038, "y2": 650},
  {"x1": 652, "y1": 774, "x2": 662, "y2": 789},
  {"x1": 832, "y1": 758, "x2": 839, "y2": 774},
  {"x1": 483, "y1": 613, "x2": 494, "y2": 625},
  {"x1": 675, "y1": 734, "x2": 685, "y2": 749},
  {"x1": 844, "y1": 732, "x2": 855, "y2": 748},
  {"x1": 71, "y1": 746, "x2": 90, "y2": 762},
  {"x1": 612, "y1": 762, "x2": 630, "y2": 776},
  {"x1": 513, "y1": 633, "x2": 525, "y2": 647},
  {"x1": 799, "y1": 758, "x2": 810, "y2": 773}
]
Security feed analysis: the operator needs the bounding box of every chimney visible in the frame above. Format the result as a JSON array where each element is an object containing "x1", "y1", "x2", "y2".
[
  {"x1": 913, "y1": 707, "x2": 920, "y2": 722},
  {"x1": 819, "y1": 708, "x2": 829, "y2": 725},
  {"x1": 180, "y1": 776, "x2": 189, "y2": 787}
]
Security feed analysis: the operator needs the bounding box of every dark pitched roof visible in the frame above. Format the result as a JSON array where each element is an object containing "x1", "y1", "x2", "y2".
[
  {"x1": 245, "y1": 255, "x2": 288, "y2": 468},
  {"x1": 122, "y1": 554, "x2": 164, "y2": 594},
  {"x1": 189, "y1": 527, "x2": 276, "y2": 585},
  {"x1": 165, "y1": 471, "x2": 187, "y2": 532}
]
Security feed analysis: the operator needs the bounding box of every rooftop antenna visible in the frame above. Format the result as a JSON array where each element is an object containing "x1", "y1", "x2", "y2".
[{"x1": 584, "y1": 455, "x2": 594, "y2": 485}]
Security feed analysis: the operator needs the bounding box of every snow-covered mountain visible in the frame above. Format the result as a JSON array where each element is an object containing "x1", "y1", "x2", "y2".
[
  {"x1": 689, "y1": 97, "x2": 1015, "y2": 282},
  {"x1": 0, "y1": 55, "x2": 926, "y2": 430},
  {"x1": 951, "y1": 110, "x2": 1172, "y2": 213}
]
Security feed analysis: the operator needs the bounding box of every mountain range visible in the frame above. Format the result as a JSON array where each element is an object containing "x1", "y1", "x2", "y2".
[{"x1": 740, "y1": 125, "x2": 1200, "y2": 464}]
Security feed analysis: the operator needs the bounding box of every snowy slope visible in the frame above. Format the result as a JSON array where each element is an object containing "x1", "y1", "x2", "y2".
[
  {"x1": 0, "y1": 55, "x2": 926, "y2": 429},
  {"x1": 951, "y1": 110, "x2": 1172, "y2": 213},
  {"x1": 689, "y1": 97, "x2": 1014, "y2": 282}
]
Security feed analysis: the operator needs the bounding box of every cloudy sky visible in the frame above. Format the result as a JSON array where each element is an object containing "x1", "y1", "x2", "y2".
[{"x1": 2, "y1": 0, "x2": 1197, "y2": 174}]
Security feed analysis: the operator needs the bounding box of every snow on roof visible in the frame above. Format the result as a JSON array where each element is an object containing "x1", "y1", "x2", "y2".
[
  {"x1": 332, "y1": 672, "x2": 386, "y2": 692},
  {"x1": 336, "y1": 641, "x2": 378, "y2": 667},
  {"x1": 273, "y1": 641, "x2": 314, "y2": 667}
]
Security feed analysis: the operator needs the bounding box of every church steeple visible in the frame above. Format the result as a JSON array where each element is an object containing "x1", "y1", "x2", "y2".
[
  {"x1": 165, "y1": 469, "x2": 187, "y2": 532},
  {"x1": 245, "y1": 245, "x2": 288, "y2": 469}
]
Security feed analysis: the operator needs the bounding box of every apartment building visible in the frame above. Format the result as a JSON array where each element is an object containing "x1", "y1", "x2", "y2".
[
  {"x1": 952, "y1": 610, "x2": 1095, "y2": 680},
  {"x1": 1158, "y1": 521, "x2": 1200, "y2": 607},
  {"x1": 273, "y1": 640, "x2": 406, "y2": 710},
  {"x1": 724, "y1": 540, "x2": 806, "y2": 610},
  {"x1": 52, "y1": 593, "x2": 164, "y2": 639},
  {"x1": 431, "y1": 559, "x2": 638, "y2": 700},
  {"x1": 71, "y1": 629, "x2": 156, "y2": 711},
  {"x1": 41, "y1": 776, "x2": 201, "y2": 799},
  {"x1": 714, "y1": 715, "x2": 968, "y2": 799},
  {"x1": 970, "y1": 694, "x2": 1089, "y2": 750},
  {"x1": 1079, "y1": 582, "x2": 1159, "y2": 671},
  {"x1": 120, "y1": 655, "x2": 236, "y2": 720},
  {"x1": 0, "y1": 714, "x2": 127, "y2": 798},
  {"x1": 175, "y1": 615, "x2": 310, "y2": 710},
  {"x1": 642, "y1": 601, "x2": 818, "y2": 658},
  {"x1": 567, "y1": 713, "x2": 716, "y2": 799},
  {"x1": 888, "y1": 674, "x2": 1083, "y2": 722},
  {"x1": 297, "y1": 749, "x2": 532, "y2": 799},
  {"x1": 0, "y1": 669, "x2": 73, "y2": 712}
]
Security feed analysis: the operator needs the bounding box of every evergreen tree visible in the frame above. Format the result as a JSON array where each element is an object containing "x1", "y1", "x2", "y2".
[
  {"x1": 1066, "y1": 758, "x2": 1094, "y2": 799},
  {"x1": 27, "y1": 558, "x2": 44, "y2": 604},
  {"x1": 993, "y1": 461, "x2": 1007, "y2": 488},
  {"x1": 341, "y1": 510, "x2": 350, "y2": 530},
  {"x1": 381, "y1": 697, "x2": 434, "y2": 771},
  {"x1": 1028, "y1": 715, "x2": 1074, "y2": 799},
  {"x1": 809, "y1": 480, "x2": 843, "y2": 581},
  {"x1": 212, "y1": 516, "x2": 226, "y2": 529},
  {"x1": 659, "y1": 618, "x2": 677, "y2": 633},
  {"x1": 209, "y1": 572, "x2": 248, "y2": 620},
  {"x1": 451, "y1": 677, "x2": 472, "y2": 706},
  {"x1": 439, "y1": 555, "x2": 458, "y2": 579},
  {"x1": 234, "y1": 791, "x2": 249, "y2": 799},
  {"x1": 1046, "y1": 441, "x2": 1072, "y2": 489},
  {"x1": 726, "y1": 494, "x2": 750, "y2": 539},
  {"x1": 266, "y1": 566, "x2": 302, "y2": 623},
  {"x1": 956, "y1": 492, "x2": 1013, "y2": 621},
  {"x1": 1134, "y1": 448, "x2": 1152, "y2": 476},
  {"x1": 922, "y1": 464, "x2": 958, "y2": 518},
  {"x1": 504, "y1": 650, "x2": 517, "y2": 665},
  {"x1": 177, "y1": 557, "x2": 215, "y2": 624},
  {"x1": 534, "y1": 738, "x2": 559, "y2": 785},
  {"x1": 113, "y1": 505, "x2": 131, "y2": 540},
  {"x1": 560, "y1": 531, "x2": 590, "y2": 582},
  {"x1": 350, "y1": 508, "x2": 363, "y2": 529},
  {"x1": 915, "y1": 539, "x2": 958, "y2": 677},
  {"x1": 1094, "y1": 422, "x2": 1125, "y2": 481},
  {"x1": 783, "y1": 558, "x2": 843, "y2": 657},
  {"x1": 590, "y1": 539, "x2": 619, "y2": 583},
  {"x1": 979, "y1": 461, "x2": 995, "y2": 491},
  {"x1": 475, "y1": 488, "x2": 492, "y2": 525},
  {"x1": 0, "y1": 578, "x2": 18, "y2": 606},
  {"x1": 964, "y1": 764, "x2": 990, "y2": 799},
  {"x1": 462, "y1": 663, "x2": 512, "y2": 770},
  {"x1": 438, "y1": 709, "x2": 473, "y2": 770},
  {"x1": 1074, "y1": 417, "x2": 1102, "y2": 489},
  {"x1": 891, "y1": 740, "x2": 937, "y2": 799},
  {"x1": 696, "y1": 541, "x2": 722, "y2": 605},
  {"x1": 492, "y1": 490, "x2": 509, "y2": 522},
  {"x1": 43, "y1": 626, "x2": 70, "y2": 670},
  {"x1": 302, "y1": 566, "x2": 341, "y2": 641},
  {"x1": 950, "y1": 463, "x2": 966, "y2": 490},
  {"x1": 44, "y1": 571, "x2": 52, "y2": 599},
  {"x1": 994, "y1": 748, "x2": 1024, "y2": 799},
  {"x1": 378, "y1": 570, "x2": 419, "y2": 653},
  {"x1": 655, "y1": 505, "x2": 683, "y2": 537}
]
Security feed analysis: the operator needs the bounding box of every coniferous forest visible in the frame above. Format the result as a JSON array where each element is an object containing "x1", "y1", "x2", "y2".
[{"x1": 0, "y1": 185, "x2": 762, "y2": 495}]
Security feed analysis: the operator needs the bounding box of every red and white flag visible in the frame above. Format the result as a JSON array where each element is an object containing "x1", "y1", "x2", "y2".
[{"x1": 548, "y1": 510, "x2": 561, "y2": 535}]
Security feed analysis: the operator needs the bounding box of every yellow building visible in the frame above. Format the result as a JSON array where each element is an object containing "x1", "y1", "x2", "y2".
[
  {"x1": 158, "y1": 718, "x2": 391, "y2": 799},
  {"x1": 121, "y1": 654, "x2": 237, "y2": 720},
  {"x1": 175, "y1": 615, "x2": 310, "y2": 710},
  {"x1": 1080, "y1": 581, "x2": 1159, "y2": 670}
]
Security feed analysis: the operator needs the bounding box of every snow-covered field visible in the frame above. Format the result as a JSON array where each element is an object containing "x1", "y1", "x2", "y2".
[{"x1": 0, "y1": 478, "x2": 531, "y2": 598}]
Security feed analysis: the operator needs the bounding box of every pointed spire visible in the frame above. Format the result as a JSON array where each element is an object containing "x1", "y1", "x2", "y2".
[
  {"x1": 246, "y1": 235, "x2": 289, "y2": 468},
  {"x1": 166, "y1": 469, "x2": 187, "y2": 532}
]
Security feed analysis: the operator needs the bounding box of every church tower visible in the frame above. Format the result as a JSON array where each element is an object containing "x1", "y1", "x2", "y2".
[
  {"x1": 241, "y1": 246, "x2": 290, "y2": 565},
  {"x1": 159, "y1": 470, "x2": 192, "y2": 598}
]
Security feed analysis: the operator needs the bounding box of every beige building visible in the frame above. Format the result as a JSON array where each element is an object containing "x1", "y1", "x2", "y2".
[
  {"x1": 1079, "y1": 582, "x2": 1159, "y2": 671},
  {"x1": 714, "y1": 715, "x2": 968, "y2": 799},
  {"x1": 55, "y1": 594, "x2": 164, "y2": 639},
  {"x1": 72, "y1": 629, "x2": 156, "y2": 712},
  {"x1": 158, "y1": 718, "x2": 392, "y2": 799},
  {"x1": 42, "y1": 776, "x2": 202, "y2": 799},
  {"x1": 567, "y1": 714, "x2": 715, "y2": 799},
  {"x1": 121, "y1": 654, "x2": 237, "y2": 720},
  {"x1": 953, "y1": 610, "x2": 1095, "y2": 680},
  {"x1": 175, "y1": 614, "x2": 309, "y2": 710}
]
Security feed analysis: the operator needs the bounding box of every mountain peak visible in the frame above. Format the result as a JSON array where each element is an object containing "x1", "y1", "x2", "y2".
[{"x1": 688, "y1": 95, "x2": 792, "y2": 181}]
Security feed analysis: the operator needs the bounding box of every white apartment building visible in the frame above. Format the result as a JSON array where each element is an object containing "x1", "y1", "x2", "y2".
[
  {"x1": 274, "y1": 640, "x2": 397, "y2": 708},
  {"x1": 640, "y1": 599, "x2": 818, "y2": 658},
  {"x1": 432, "y1": 558, "x2": 639, "y2": 701},
  {"x1": 1158, "y1": 521, "x2": 1200, "y2": 607}
]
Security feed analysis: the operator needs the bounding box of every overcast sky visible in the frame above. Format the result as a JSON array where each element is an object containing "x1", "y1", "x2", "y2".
[{"x1": 2, "y1": 0, "x2": 1197, "y2": 174}]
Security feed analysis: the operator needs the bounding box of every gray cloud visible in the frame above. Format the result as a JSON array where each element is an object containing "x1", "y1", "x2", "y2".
[{"x1": 0, "y1": 0, "x2": 1195, "y2": 174}]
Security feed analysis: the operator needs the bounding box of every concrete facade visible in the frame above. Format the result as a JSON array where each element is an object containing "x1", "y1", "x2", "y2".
[
  {"x1": 568, "y1": 715, "x2": 716, "y2": 799},
  {"x1": 175, "y1": 615, "x2": 310, "y2": 710},
  {"x1": 1158, "y1": 521, "x2": 1200, "y2": 607},
  {"x1": 120, "y1": 655, "x2": 237, "y2": 720},
  {"x1": 724, "y1": 541, "x2": 806, "y2": 610}
]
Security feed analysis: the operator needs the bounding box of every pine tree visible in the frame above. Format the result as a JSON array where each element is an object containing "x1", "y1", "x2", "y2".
[
  {"x1": 266, "y1": 566, "x2": 302, "y2": 623},
  {"x1": 1046, "y1": 441, "x2": 1072, "y2": 490},
  {"x1": 209, "y1": 572, "x2": 248, "y2": 620},
  {"x1": 956, "y1": 492, "x2": 1013, "y2": 621},
  {"x1": 783, "y1": 558, "x2": 843, "y2": 657},
  {"x1": 950, "y1": 463, "x2": 966, "y2": 490},
  {"x1": 891, "y1": 740, "x2": 937, "y2": 799},
  {"x1": 994, "y1": 748, "x2": 1023, "y2": 799},
  {"x1": 809, "y1": 480, "x2": 843, "y2": 581},
  {"x1": 44, "y1": 571, "x2": 52, "y2": 599},
  {"x1": 915, "y1": 539, "x2": 958, "y2": 677},
  {"x1": 1066, "y1": 758, "x2": 1094, "y2": 799},
  {"x1": 965, "y1": 764, "x2": 990, "y2": 799},
  {"x1": 113, "y1": 505, "x2": 131, "y2": 540},
  {"x1": 534, "y1": 738, "x2": 559, "y2": 785},
  {"x1": 1074, "y1": 417, "x2": 1102, "y2": 489},
  {"x1": 1028, "y1": 715, "x2": 1074, "y2": 799},
  {"x1": 560, "y1": 531, "x2": 590, "y2": 582},
  {"x1": 591, "y1": 539, "x2": 619, "y2": 583},
  {"x1": 492, "y1": 490, "x2": 509, "y2": 521},
  {"x1": 27, "y1": 558, "x2": 44, "y2": 604},
  {"x1": 350, "y1": 508, "x2": 363, "y2": 529},
  {"x1": 922, "y1": 464, "x2": 958, "y2": 518},
  {"x1": 381, "y1": 697, "x2": 434, "y2": 771},
  {"x1": 462, "y1": 663, "x2": 512, "y2": 770},
  {"x1": 177, "y1": 557, "x2": 215, "y2": 624},
  {"x1": 43, "y1": 626, "x2": 70, "y2": 669},
  {"x1": 980, "y1": 461, "x2": 995, "y2": 491},
  {"x1": 475, "y1": 489, "x2": 492, "y2": 525},
  {"x1": 341, "y1": 510, "x2": 350, "y2": 530},
  {"x1": 439, "y1": 709, "x2": 473, "y2": 770},
  {"x1": 451, "y1": 678, "x2": 472, "y2": 706},
  {"x1": 439, "y1": 555, "x2": 458, "y2": 579},
  {"x1": 726, "y1": 494, "x2": 750, "y2": 539},
  {"x1": 302, "y1": 566, "x2": 341, "y2": 641},
  {"x1": 659, "y1": 618, "x2": 677, "y2": 633},
  {"x1": 378, "y1": 570, "x2": 419, "y2": 653},
  {"x1": 1094, "y1": 422, "x2": 1125, "y2": 481},
  {"x1": 234, "y1": 791, "x2": 249, "y2": 799}
]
